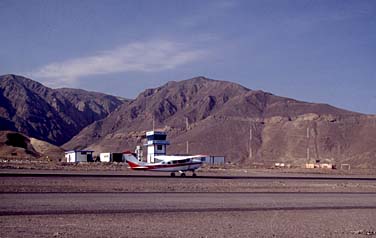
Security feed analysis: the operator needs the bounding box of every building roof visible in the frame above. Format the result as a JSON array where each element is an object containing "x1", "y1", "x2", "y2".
[
  {"x1": 65, "y1": 150, "x2": 94, "y2": 153},
  {"x1": 146, "y1": 130, "x2": 167, "y2": 136}
]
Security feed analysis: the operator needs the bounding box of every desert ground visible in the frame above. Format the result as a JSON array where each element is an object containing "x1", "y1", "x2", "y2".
[{"x1": 1, "y1": 167, "x2": 376, "y2": 237}]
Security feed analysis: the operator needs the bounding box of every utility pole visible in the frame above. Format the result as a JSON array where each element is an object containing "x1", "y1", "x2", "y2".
[
  {"x1": 186, "y1": 117, "x2": 189, "y2": 154},
  {"x1": 152, "y1": 116, "x2": 155, "y2": 131},
  {"x1": 306, "y1": 127, "x2": 310, "y2": 162},
  {"x1": 249, "y1": 124, "x2": 253, "y2": 159}
]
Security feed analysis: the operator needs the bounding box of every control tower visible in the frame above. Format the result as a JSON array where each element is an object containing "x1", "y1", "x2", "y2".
[{"x1": 144, "y1": 131, "x2": 170, "y2": 163}]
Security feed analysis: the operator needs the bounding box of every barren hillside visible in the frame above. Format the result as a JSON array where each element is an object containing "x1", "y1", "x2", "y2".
[
  {"x1": 0, "y1": 74, "x2": 125, "y2": 145},
  {"x1": 64, "y1": 76, "x2": 376, "y2": 168}
]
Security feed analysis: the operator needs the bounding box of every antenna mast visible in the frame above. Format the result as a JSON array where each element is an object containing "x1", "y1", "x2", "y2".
[
  {"x1": 152, "y1": 116, "x2": 155, "y2": 131},
  {"x1": 306, "y1": 127, "x2": 310, "y2": 162},
  {"x1": 249, "y1": 124, "x2": 253, "y2": 159},
  {"x1": 186, "y1": 117, "x2": 189, "y2": 154}
]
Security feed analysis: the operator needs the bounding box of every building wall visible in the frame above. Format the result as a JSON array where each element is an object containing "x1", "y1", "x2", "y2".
[
  {"x1": 202, "y1": 156, "x2": 225, "y2": 165},
  {"x1": 211, "y1": 156, "x2": 225, "y2": 165},
  {"x1": 147, "y1": 145, "x2": 155, "y2": 163},
  {"x1": 65, "y1": 152, "x2": 76, "y2": 162},
  {"x1": 305, "y1": 163, "x2": 334, "y2": 169},
  {"x1": 112, "y1": 153, "x2": 123, "y2": 162},
  {"x1": 65, "y1": 151, "x2": 93, "y2": 162},
  {"x1": 100, "y1": 153, "x2": 111, "y2": 162},
  {"x1": 320, "y1": 163, "x2": 334, "y2": 169},
  {"x1": 76, "y1": 152, "x2": 88, "y2": 162},
  {"x1": 147, "y1": 144, "x2": 167, "y2": 163},
  {"x1": 154, "y1": 144, "x2": 166, "y2": 154}
]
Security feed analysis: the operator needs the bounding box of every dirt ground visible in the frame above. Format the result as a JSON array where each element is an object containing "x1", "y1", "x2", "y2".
[
  {"x1": 1, "y1": 209, "x2": 376, "y2": 238},
  {"x1": 1, "y1": 161, "x2": 376, "y2": 175},
  {"x1": 1, "y1": 167, "x2": 376, "y2": 237},
  {"x1": 1, "y1": 173, "x2": 376, "y2": 193}
]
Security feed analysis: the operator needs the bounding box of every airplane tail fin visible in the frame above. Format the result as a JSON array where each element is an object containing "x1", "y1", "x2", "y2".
[{"x1": 123, "y1": 151, "x2": 145, "y2": 168}]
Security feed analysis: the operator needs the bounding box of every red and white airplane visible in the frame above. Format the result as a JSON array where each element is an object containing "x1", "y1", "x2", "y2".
[{"x1": 123, "y1": 151, "x2": 206, "y2": 177}]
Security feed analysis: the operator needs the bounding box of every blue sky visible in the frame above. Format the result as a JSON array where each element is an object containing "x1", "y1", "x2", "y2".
[{"x1": 0, "y1": 0, "x2": 375, "y2": 114}]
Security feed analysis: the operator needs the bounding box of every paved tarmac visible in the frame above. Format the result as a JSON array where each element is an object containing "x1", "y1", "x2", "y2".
[
  {"x1": 1, "y1": 192, "x2": 376, "y2": 216},
  {"x1": 1, "y1": 170, "x2": 376, "y2": 180},
  {"x1": 1, "y1": 171, "x2": 376, "y2": 237}
]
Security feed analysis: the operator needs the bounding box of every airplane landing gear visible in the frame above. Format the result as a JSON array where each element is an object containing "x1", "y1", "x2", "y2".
[
  {"x1": 170, "y1": 172, "x2": 175, "y2": 177},
  {"x1": 180, "y1": 173, "x2": 186, "y2": 177}
]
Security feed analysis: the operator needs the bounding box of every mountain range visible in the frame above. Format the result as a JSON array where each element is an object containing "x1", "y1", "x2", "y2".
[
  {"x1": 0, "y1": 74, "x2": 125, "y2": 145},
  {"x1": 1, "y1": 74, "x2": 376, "y2": 168}
]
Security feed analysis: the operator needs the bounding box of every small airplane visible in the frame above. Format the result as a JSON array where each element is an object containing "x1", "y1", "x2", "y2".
[{"x1": 123, "y1": 151, "x2": 206, "y2": 177}]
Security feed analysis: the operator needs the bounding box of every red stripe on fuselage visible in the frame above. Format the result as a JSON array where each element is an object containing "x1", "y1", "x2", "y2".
[
  {"x1": 128, "y1": 162, "x2": 202, "y2": 170},
  {"x1": 127, "y1": 161, "x2": 144, "y2": 169},
  {"x1": 151, "y1": 162, "x2": 202, "y2": 169}
]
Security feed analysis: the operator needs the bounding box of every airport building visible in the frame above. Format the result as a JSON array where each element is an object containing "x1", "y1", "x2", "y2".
[
  {"x1": 201, "y1": 156, "x2": 225, "y2": 165},
  {"x1": 143, "y1": 130, "x2": 225, "y2": 165},
  {"x1": 64, "y1": 130, "x2": 225, "y2": 165},
  {"x1": 144, "y1": 131, "x2": 170, "y2": 163},
  {"x1": 65, "y1": 150, "x2": 94, "y2": 163},
  {"x1": 99, "y1": 152, "x2": 124, "y2": 162}
]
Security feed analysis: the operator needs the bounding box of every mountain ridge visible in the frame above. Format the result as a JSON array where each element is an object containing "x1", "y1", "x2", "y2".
[
  {"x1": 0, "y1": 74, "x2": 125, "y2": 145},
  {"x1": 1, "y1": 74, "x2": 375, "y2": 168},
  {"x1": 63, "y1": 76, "x2": 375, "y2": 168}
]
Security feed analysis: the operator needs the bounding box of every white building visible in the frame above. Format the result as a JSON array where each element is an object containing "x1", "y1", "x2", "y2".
[
  {"x1": 144, "y1": 131, "x2": 169, "y2": 163},
  {"x1": 99, "y1": 152, "x2": 124, "y2": 162},
  {"x1": 140, "y1": 130, "x2": 225, "y2": 165},
  {"x1": 65, "y1": 150, "x2": 94, "y2": 163},
  {"x1": 99, "y1": 153, "x2": 111, "y2": 162}
]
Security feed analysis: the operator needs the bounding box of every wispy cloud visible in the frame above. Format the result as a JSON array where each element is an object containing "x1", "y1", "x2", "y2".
[{"x1": 30, "y1": 40, "x2": 208, "y2": 87}]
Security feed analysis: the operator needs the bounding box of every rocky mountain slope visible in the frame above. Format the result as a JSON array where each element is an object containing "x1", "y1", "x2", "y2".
[
  {"x1": 64, "y1": 76, "x2": 376, "y2": 168},
  {"x1": 0, "y1": 74, "x2": 125, "y2": 145}
]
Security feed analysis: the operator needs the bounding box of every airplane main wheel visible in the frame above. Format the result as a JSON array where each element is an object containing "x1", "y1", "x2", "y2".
[
  {"x1": 181, "y1": 173, "x2": 186, "y2": 177},
  {"x1": 192, "y1": 173, "x2": 197, "y2": 177},
  {"x1": 170, "y1": 172, "x2": 175, "y2": 177}
]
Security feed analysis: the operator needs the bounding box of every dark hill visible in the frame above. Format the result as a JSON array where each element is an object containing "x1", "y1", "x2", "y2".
[
  {"x1": 0, "y1": 74, "x2": 125, "y2": 145},
  {"x1": 0, "y1": 131, "x2": 64, "y2": 161}
]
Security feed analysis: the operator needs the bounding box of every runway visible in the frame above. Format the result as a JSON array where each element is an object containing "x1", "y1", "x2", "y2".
[
  {"x1": 1, "y1": 171, "x2": 376, "y2": 180},
  {"x1": 1, "y1": 192, "x2": 376, "y2": 216},
  {"x1": 1, "y1": 192, "x2": 376, "y2": 237},
  {"x1": 1, "y1": 172, "x2": 376, "y2": 237}
]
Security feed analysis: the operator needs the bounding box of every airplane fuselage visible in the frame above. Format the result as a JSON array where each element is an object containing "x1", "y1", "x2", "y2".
[
  {"x1": 128, "y1": 161, "x2": 202, "y2": 172},
  {"x1": 124, "y1": 153, "x2": 205, "y2": 176}
]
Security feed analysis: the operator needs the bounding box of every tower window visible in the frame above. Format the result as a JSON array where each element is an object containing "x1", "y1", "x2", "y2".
[
  {"x1": 147, "y1": 134, "x2": 167, "y2": 141},
  {"x1": 157, "y1": 145, "x2": 163, "y2": 150}
]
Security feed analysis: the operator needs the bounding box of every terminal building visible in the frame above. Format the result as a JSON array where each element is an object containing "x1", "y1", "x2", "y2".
[
  {"x1": 144, "y1": 131, "x2": 170, "y2": 163},
  {"x1": 65, "y1": 150, "x2": 94, "y2": 162},
  {"x1": 99, "y1": 152, "x2": 124, "y2": 162},
  {"x1": 65, "y1": 130, "x2": 225, "y2": 165},
  {"x1": 142, "y1": 130, "x2": 224, "y2": 165}
]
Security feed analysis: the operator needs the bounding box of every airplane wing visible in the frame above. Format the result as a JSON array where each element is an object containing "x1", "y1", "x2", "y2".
[
  {"x1": 155, "y1": 155, "x2": 207, "y2": 161},
  {"x1": 130, "y1": 166, "x2": 149, "y2": 170}
]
